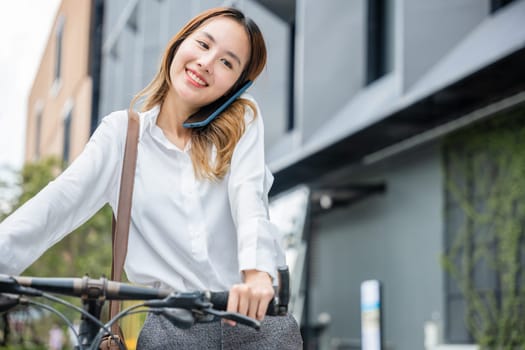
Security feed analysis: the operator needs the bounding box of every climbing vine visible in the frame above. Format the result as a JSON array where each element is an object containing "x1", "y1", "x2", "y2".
[{"x1": 442, "y1": 106, "x2": 525, "y2": 348}]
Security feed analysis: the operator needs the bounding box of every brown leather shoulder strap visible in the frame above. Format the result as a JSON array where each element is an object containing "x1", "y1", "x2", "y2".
[{"x1": 109, "y1": 109, "x2": 140, "y2": 335}]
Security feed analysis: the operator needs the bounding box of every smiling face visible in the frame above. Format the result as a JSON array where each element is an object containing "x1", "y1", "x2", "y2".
[{"x1": 168, "y1": 16, "x2": 251, "y2": 113}]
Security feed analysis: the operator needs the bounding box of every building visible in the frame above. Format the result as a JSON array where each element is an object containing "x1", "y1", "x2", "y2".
[
  {"x1": 259, "y1": 0, "x2": 525, "y2": 349},
  {"x1": 27, "y1": 0, "x2": 525, "y2": 349},
  {"x1": 26, "y1": 0, "x2": 103, "y2": 164}
]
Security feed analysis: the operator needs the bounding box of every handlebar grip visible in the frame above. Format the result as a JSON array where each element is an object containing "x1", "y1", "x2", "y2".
[
  {"x1": 208, "y1": 291, "x2": 229, "y2": 310},
  {"x1": 277, "y1": 266, "x2": 290, "y2": 313},
  {"x1": 208, "y1": 291, "x2": 279, "y2": 316},
  {"x1": 209, "y1": 266, "x2": 291, "y2": 316}
]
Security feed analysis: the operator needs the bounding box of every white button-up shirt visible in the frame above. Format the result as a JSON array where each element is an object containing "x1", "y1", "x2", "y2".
[{"x1": 0, "y1": 95, "x2": 285, "y2": 291}]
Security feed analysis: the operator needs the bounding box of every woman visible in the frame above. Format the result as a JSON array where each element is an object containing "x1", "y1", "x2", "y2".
[{"x1": 0, "y1": 6, "x2": 302, "y2": 349}]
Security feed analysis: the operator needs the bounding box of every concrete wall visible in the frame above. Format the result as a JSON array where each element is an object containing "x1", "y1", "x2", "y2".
[
  {"x1": 299, "y1": 0, "x2": 366, "y2": 141},
  {"x1": 308, "y1": 144, "x2": 444, "y2": 349},
  {"x1": 401, "y1": 0, "x2": 489, "y2": 90},
  {"x1": 240, "y1": 0, "x2": 290, "y2": 149}
]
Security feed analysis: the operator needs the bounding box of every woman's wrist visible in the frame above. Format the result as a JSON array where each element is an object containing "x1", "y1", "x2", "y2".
[{"x1": 242, "y1": 269, "x2": 272, "y2": 283}]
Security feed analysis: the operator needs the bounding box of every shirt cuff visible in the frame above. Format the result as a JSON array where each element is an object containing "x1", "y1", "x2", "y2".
[{"x1": 237, "y1": 218, "x2": 284, "y2": 283}]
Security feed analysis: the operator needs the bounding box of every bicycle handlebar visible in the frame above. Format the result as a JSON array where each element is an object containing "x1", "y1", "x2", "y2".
[
  {"x1": 6, "y1": 275, "x2": 171, "y2": 300},
  {"x1": 1, "y1": 265, "x2": 290, "y2": 316},
  {"x1": 0, "y1": 266, "x2": 290, "y2": 349}
]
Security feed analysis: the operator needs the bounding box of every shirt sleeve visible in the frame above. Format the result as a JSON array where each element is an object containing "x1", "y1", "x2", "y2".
[
  {"x1": 227, "y1": 97, "x2": 285, "y2": 281},
  {"x1": 0, "y1": 111, "x2": 127, "y2": 275}
]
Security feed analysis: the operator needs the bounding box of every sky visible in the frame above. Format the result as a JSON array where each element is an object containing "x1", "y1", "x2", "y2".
[{"x1": 0, "y1": 0, "x2": 61, "y2": 174}]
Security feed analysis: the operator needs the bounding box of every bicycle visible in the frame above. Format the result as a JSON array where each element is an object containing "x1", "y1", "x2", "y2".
[{"x1": 0, "y1": 266, "x2": 290, "y2": 350}]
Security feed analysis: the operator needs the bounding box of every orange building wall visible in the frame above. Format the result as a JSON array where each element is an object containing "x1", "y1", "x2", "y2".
[{"x1": 26, "y1": 0, "x2": 93, "y2": 164}]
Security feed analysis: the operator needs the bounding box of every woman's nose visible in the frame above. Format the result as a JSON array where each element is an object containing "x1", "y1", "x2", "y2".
[{"x1": 197, "y1": 54, "x2": 214, "y2": 74}]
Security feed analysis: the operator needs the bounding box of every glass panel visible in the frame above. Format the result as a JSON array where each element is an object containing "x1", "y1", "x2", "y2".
[{"x1": 269, "y1": 185, "x2": 310, "y2": 322}]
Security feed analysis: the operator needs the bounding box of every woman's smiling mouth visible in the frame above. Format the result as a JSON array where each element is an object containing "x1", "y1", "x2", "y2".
[{"x1": 186, "y1": 69, "x2": 208, "y2": 87}]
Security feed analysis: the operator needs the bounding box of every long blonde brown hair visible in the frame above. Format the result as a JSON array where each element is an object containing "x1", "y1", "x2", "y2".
[{"x1": 130, "y1": 7, "x2": 267, "y2": 180}]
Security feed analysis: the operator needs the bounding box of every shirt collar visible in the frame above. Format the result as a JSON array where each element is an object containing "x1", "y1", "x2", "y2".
[
  {"x1": 140, "y1": 105, "x2": 161, "y2": 135},
  {"x1": 141, "y1": 105, "x2": 192, "y2": 153}
]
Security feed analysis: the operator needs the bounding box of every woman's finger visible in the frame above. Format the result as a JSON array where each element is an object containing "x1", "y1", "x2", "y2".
[
  {"x1": 256, "y1": 288, "x2": 274, "y2": 320},
  {"x1": 236, "y1": 284, "x2": 250, "y2": 316},
  {"x1": 226, "y1": 284, "x2": 240, "y2": 326},
  {"x1": 247, "y1": 294, "x2": 259, "y2": 319}
]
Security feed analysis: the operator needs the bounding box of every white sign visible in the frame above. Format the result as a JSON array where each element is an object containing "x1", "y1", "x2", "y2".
[{"x1": 361, "y1": 280, "x2": 382, "y2": 350}]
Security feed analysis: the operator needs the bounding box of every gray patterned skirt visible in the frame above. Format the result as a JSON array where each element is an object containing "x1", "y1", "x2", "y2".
[{"x1": 136, "y1": 312, "x2": 303, "y2": 349}]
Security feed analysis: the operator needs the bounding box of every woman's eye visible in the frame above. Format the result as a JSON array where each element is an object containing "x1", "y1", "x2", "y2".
[
  {"x1": 221, "y1": 58, "x2": 233, "y2": 69},
  {"x1": 196, "y1": 40, "x2": 209, "y2": 49}
]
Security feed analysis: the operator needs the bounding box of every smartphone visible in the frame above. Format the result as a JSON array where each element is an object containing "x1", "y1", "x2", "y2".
[{"x1": 183, "y1": 80, "x2": 253, "y2": 128}]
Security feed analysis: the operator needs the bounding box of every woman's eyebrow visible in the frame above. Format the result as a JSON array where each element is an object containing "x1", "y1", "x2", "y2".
[{"x1": 201, "y1": 31, "x2": 242, "y2": 67}]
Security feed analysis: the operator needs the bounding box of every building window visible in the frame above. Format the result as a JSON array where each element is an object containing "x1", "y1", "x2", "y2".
[
  {"x1": 63, "y1": 110, "x2": 72, "y2": 164},
  {"x1": 34, "y1": 111, "x2": 43, "y2": 161},
  {"x1": 490, "y1": 0, "x2": 517, "y2": 13},
  {"x1": 52, "y1": 16, "x2": 65, "y2": 96},
  {"x1": 89, "y1": 0, "x2": 105, "y2": 135},
  {"x1": 366, "y1": 0, "x2": 392, "y2": 84},
  {"x1": 443, "y1": 111, "x2": 525, "y2": 345}
]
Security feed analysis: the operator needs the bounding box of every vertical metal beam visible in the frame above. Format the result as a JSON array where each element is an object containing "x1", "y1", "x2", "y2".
[{"x1": 287, "y1": 21, "x2": 296, "y2": 131}]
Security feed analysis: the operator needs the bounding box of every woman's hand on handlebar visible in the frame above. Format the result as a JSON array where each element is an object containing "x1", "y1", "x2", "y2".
[{"x1": 226, "y1": 269, "x2": 274, "y2": 326}]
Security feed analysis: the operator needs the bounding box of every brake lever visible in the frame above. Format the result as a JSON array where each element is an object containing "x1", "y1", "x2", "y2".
[
  {"x1": 202, "y1": 307, "x2": 261, "y2": 330},
  {"x1": 145, "y1": 291, "x2": 211, "y2": 309}
]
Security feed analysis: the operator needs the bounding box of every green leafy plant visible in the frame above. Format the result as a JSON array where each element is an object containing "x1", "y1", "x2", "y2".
[
  {"x1": 441, "y1": 108, "x2": 525, "y2": 349},
  {"x1": 2, "y1": 156, "x2": 113, "y2": 278},
  {"x1": 0, "y1": 156, "x2": 113, "y2": 346}
]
